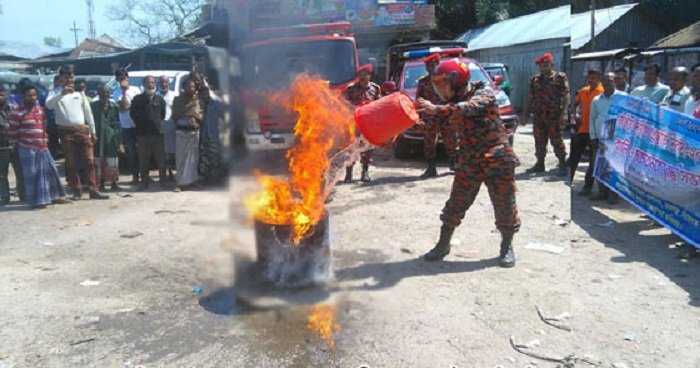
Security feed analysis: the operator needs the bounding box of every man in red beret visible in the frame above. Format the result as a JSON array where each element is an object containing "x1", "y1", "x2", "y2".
[
  {"x1": 418, "y1": 53, "x2": 459, "y2": 178},
  {"x1": 520, "y1": 52, "x2": 569, "y2": 176},
  {"x1": 343, "y1": 65, "x2": 381, "y2": 182}
]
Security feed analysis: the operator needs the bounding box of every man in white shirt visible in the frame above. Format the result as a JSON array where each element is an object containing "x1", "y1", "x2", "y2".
[
  {"x1": 630, "y1": 63, "x2": 670, "y2": 104},
  {"x1": 588, "y1": 72, "x2": 622, "y2": 204},
  {"x1": 661, "y1": 66, "x2": 691, "y2": 113},
  {"x1": 112, "y1": 69, "x2": 142, "y2": 185},
  {"x1": 157, "y1": 75, "x2": 176, "y2": 181},
  {"x1": 684, "y1": 64, "x2": 700, "y2": 118},
  {"x1": 46, "y1": 65, "x2": 108, "y2": 200}
]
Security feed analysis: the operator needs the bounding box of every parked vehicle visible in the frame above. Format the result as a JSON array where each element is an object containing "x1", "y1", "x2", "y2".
[
  {"x1": 482, "y1": 63, "x2": 512, "y2": 97},
  {"x1": 387, "y1": 43, "x2": 518, "y2": 159},
  {"x1": 106, "y1": 70, "x2": 200, "y2": 97},
  {"x1": 241, "y1": 22, "x2": 368, "y2": 151}
]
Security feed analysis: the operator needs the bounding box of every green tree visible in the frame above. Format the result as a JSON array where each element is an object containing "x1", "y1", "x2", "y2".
[
  {"x1": 432, "y1": 0, "x2": 478, "y2": 38},
  {"x1": 476, "y1": 0, "x2": 509, "y2": 26},
  {"x1": 106, "y1": 0, "x2": 206, "y2": 45},
  {"x1": 43, "y1": 37, "x2": 63, "y2": 48}
]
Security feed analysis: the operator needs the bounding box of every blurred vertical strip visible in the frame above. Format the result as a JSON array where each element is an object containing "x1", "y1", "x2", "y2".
[{"x1": 229, "y1": 0, "x2": 250, "y2": 172}]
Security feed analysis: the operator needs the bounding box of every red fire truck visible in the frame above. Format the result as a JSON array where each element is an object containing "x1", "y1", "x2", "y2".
[{"x1": 242, "y1": 22, "x2": 370, "y2": 151}]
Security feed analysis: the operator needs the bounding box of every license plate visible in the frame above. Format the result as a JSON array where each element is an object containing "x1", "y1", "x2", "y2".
[{"x1": 271, "y1": 138, "x2": 285, "y2": 144}]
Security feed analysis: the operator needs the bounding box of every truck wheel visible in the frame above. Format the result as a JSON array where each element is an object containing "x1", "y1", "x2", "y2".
[{"x1": 393, "y1": 136, "x2": 412, "y2": 159}]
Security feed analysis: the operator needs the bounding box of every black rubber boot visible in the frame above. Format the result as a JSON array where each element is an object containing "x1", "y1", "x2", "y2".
[
  {"x1": 556, "y1": 156, "x2": 567, "y2": 177},
  {"x1": 420, "y1": 159, "x2": 438, "y2": 179},
  {"x1": 424, "y1": 225, "x2": 455, "y2": 262},
  {"x1": 360, "y1": 164, "x2": 371, "y2": 182},
  {"x1": 499, "y1": 232, "x2": 515, "y2": 268},
  {"x1": 343, "y1": 166, "x2": 353, "y2": 183},
  {"x1": 526, "y1": 159, "x2": 545, "y2": 173},
  {"x1": 448, "y1": 156, "x2": 457, "y2": 172}
]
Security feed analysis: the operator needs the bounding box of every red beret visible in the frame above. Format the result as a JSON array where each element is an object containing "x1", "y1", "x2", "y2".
[
  {"x1": 381, "y1": 81, "x2": 397, "y2": 92},
  {"x1": 358, "y1": 64, "x2": 374, "y2": 75},
  {"x1": 424, "y1": 53, "x2": 441, "y2": 65},
  {"x1": 535, "y1": 53, "x2": 554, "y2": 64}
]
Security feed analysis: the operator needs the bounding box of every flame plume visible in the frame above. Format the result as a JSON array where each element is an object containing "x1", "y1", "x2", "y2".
[
  {"x1": 244, "y1": 74, "x2": 356, "y2": 243},
  {"x1": 307, "y1": 303, "x2": 340, "y2": 350}
]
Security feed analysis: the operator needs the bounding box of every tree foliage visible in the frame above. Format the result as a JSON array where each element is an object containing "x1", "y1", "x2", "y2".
[
  {"x1": 43, "y1": 37, "x2": 63, "y2": 48},
  {"x1": 106, "y1": 0, "x2": 206, "y2": 46}
]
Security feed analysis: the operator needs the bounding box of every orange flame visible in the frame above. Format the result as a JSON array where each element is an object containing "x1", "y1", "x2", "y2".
[
  {"x1": 307, "y1": 303, "x2": 340, "y2": 350},
  {"x1": 244, "y1": 74, "x2": 356, "y2": 243}
]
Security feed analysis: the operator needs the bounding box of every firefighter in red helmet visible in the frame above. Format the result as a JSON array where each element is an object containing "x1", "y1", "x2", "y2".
[
  {"x1": 417, "y1": 53, "x2": 459, "y2": 178},
  {"x1": 343, "y1": 64, "x2": 381, "y2": 182},
  {"x1": 416, "y1": 58, "x2": 521, "y2": 268}
]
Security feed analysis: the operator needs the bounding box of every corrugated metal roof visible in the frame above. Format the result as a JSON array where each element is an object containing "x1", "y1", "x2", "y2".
[
  {"x1": 456, "y1": 5, "x2": 570, "y2": 51},
  {"x1": 570, "y1": 4, "x2": 637, "y2": 50},
  {"x1": 650, "y1": 20, "x2": 700, "y2": 49}
]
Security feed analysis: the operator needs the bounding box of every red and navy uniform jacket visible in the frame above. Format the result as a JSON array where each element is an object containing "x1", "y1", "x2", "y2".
[
  {"x1": 344, "y1": 82, "x2": 381, "y2": 106},
  {"x1": 435, "y1": 82, "x2": 517, "y2": 161},
  {"x1": 9, "y1": 105, "x2": 48, "y2": 150},
  {"x1": 529, "y1": 71, "x2": 569, "y2": 120}
]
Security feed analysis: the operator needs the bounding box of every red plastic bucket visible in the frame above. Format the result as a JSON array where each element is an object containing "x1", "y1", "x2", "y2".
[{"x1": 354, "y1": 92, "x2": 419, "y2": 146}]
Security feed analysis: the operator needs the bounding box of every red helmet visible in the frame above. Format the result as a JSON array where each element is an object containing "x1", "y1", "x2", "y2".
[
  {"x1": 381, "y1": 81, "x2": 397, "y2": 93},
  {"x1": 435, "y1": 58, "x2": 471, "y2": 87}
]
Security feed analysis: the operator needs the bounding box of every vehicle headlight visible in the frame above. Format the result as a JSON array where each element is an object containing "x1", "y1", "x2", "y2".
[{"x1": 496, "y1": 89, "x2": 511, "y2": 108}]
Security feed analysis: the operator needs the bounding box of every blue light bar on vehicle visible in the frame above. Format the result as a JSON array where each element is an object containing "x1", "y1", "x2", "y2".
[{"x1": 403, "y1": 47, "x2": 467, "y2": 59}]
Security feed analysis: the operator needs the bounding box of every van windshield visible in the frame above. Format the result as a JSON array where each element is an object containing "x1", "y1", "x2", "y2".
[
  {"x1": 243, "y1": 39, "x2": 356, "y2": 89},
  {"x1": 403, "y1": 62, "x2": 490, "y2": 89}
]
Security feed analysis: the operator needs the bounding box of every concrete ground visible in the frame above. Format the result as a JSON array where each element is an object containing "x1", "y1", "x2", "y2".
[{"x1": 0, "y1": 125, "x2": 698, "y2": 368}]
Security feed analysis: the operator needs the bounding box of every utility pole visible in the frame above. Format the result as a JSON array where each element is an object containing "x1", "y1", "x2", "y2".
[
  {"x1": 70, "y1": 21, "x2": 82, "y2": 48},
  {"x1": 86, "y1": 0, "x2": 96, "y2": 39},
  {"x1": 590, "y1": 0, "x2": 596, "y2": 50}
]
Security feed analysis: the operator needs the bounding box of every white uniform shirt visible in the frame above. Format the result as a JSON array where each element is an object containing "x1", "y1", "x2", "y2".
[{"x1": 589, "y1": 90, "x2": 623, "y2": 141}]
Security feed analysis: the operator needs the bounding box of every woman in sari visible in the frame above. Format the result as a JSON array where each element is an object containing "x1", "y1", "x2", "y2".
[
  {"x1": 9, "y1": 85, "x2": 69, "y2": 209},
  {"x1": 172, "y1": 79, "x2": 202, "y2": 191}
]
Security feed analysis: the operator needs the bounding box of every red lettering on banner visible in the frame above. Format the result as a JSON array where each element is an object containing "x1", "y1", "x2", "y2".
[
  {"x1": 617, "y1": 114, "x2": 635, "y2": 132},
  {"x1": 664, "y1": 168, "x2": 679, "y2": 183},
  {"x1": 680, "y1": 170, "x2": 700, "y2": 187},
  {"x1": 614, "y1": 138, "x2": 631, "y2": 154}
]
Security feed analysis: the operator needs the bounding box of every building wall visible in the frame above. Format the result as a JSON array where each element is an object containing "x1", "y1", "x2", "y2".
[{"x1": 468, "y1": 37, "x2": 570, "y2": 111}]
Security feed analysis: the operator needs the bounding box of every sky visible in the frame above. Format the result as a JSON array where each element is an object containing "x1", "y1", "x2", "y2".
[{"x1": 0, "y1": 0, "x2": 125, "y2": 47}]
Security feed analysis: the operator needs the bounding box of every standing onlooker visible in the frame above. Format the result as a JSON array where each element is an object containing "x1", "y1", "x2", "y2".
[
  {"x1": 684, "y1": 64, "x2": 700, "y2": 118},
  {"x1": 569, "y1": 69, "x2": 603, "y2": 196},
  {"x1": 0, "y1": 86, "x2": 24, "y2": 205},
  {"x1": 172, "y1": 79, "x2": 202, "y2": 191},
  {"x1": 588, "y1": 72, "x2": 621, "y2": 204},
  {"x1": 630, "y1": 63, "x2": 670, "y2": 104},
  {"x1": 520, "y1": 52, "x2": 569, "y2": 176},
  {"x1": 112, "y1": 69, "x2": 142, "y2": 185},
  {"x1": 91, "y1": 84, "x2": 122, "y2": 191},
  {"x1": 157, "y1": 75, "x2": 176, "y2": 181},
  {"x1": 9, "y1": 85, "x2": 69, "y2": 209},
  {"x1": 613, "y1": 68, "x2": 632, "y2": 93},
  {"x1": 130, "y1": 76, "x2": 167, "y2": 190},
  {"x1": 198, "y1": 85, "x2": 224, "y2": 184},
  {"x1": 343, "y1": 65, "x2": 381, "y2": 182},
  {"x1": 46, "y1": 65, "x2": 108, "y2": 201},
  {"x1": 661, "y1": 66, "x2": 691, "y2": 113}
]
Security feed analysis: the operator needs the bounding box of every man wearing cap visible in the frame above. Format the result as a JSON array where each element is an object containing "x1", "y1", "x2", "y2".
[
  {"x1": 416, "y1": 58, "x2": 521, "y2": 268},
  {"x1": 520, "y1": 52, "x2": 569, "y2": 176},
  {"x1": 381, "y1": 81, "x2": 397, "y2": 97},
  {"x1": 343, "y1": 65, "x2": 381, "y2": 183},
  {"x1": 418, "y1": 53, "x2": 459, "y2": 178}
]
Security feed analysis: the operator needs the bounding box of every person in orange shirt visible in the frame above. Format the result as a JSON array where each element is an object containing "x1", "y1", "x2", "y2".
[{"x1": 569, "y1": 69, "x2": 603, "y2": 195}]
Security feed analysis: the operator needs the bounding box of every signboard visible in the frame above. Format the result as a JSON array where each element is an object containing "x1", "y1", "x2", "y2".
[
  {"x1": 375, "y1": 2, "x2": 415, "y2": 27},
  {"x1": 345, "y1": 0, "x2": 377, "y2": 27},
  {"x1": 595, "y1": 94, "x2": 700, "y2": 248}
]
